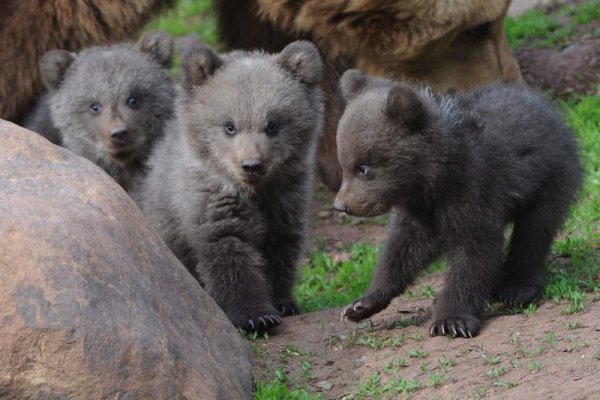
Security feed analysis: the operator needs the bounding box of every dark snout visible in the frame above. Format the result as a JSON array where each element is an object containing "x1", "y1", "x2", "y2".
[
  {"x1": 110, "y1": 126, "x2": 129, "y2": 141},
  {"x1": 241, "y1": 158, "x2": 264, "y2": 178},
  {"x1": 104, "y1": 123, "x2": 135, "y2": 159}
]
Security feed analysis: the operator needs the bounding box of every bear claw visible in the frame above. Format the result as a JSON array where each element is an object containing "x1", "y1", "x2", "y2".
[
  {"x1": 429, "y1": 316, "x2": 480, "y2": 338},
  {"x1": 245, "y1": 313, "x2": 281, "y2": 332},
  {"x1": 275, "y1": 300, "x2": 300, "y2": 317}
]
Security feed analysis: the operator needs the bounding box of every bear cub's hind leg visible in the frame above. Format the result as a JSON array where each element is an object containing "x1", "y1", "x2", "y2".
[{"x1": 497, "y1": 197, "x2": 569, "y2": 307}]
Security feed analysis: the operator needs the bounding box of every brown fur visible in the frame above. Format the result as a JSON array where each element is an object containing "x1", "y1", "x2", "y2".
[
  {"x1": 259, "y1": 1, "x2": 519, "y2": 83},
  {"x1": 257, "y1": 0, "x2": 521, "y2": 88},
  {"x1": 215, "y1": 0, "x2": 522, "y2": 189},
  {"x1": 0, "y1": 0, "x2": 174, "y2": 122}
]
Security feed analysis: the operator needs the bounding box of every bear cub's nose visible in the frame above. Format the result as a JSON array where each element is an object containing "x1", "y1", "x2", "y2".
[
  {"x1": 110, "y1": 127, "x2": 129, "y2": 141},
  {"x1": 333, "y1": 201, "x2": 348, "y2": 214},
  {"x1": 241, "y1": 159, "x2": 264, "y2": 176}
]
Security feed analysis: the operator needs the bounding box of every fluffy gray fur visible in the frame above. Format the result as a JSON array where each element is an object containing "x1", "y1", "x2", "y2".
[
  {"x1": 335, "y1": 70, "x2": 582, "y2": 338},
  {"x1": 135, "y1": 41, "x2": 324, "y2": 331},
  {"x1": 24, "y1": 31, "x2": 176, "y2": 192}
]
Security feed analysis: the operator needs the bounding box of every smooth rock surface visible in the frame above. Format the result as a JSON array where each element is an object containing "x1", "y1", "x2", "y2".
[{"x1": 0, "y1": 120, "x2": 252, "y2": 399}]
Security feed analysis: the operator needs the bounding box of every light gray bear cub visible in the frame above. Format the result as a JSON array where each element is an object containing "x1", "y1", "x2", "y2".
[
  {"x1": 136, "y1": 41, "x2": 324, "y2": 331},
  {"x1": 23, "y1": 31, "x2": 176, "y2": 192}
]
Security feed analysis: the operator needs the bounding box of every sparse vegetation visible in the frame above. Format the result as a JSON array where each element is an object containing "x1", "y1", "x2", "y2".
[
  {"x1": 145, "y1": 0, "x2": 219, "y2": 47},
  {"x1": 482, "y1": 353, "x2": 502, "y2": 365},
  {"x1": 527, "y1": 360, "x2": 542, "y2": 373},
  {"x1": 294, "y1": 242, "x2": 379, "y2": 312},
  {"x1": 408, "y1": 349, "x2": 428, "y2": 359},
  {"x1": 253, "y1": 367, "x2": 322, "y2": 400},
  {"x1": 504, "y1": 0, "x2": 600, "y2": 48},
  {"x1": 567, "y1": 319, "x2": 582, "y2": 330}
]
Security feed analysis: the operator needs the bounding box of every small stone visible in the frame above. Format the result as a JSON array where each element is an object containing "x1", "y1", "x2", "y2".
[
  {"x1": 332, "y1": 252, "x2": 352, "y2": 263},
  {"x1": 350, "y1": 217, "x2": 363, "y2": 226},
  {"x1": 318, "y1": 210, "x2": 332, "y2": 219},
  {"x1": 317, "y1": 380, "x2": 333, "y2": 390},
  {"x1": 353, "y1": 355, "x2": 368, "y2": 367}
]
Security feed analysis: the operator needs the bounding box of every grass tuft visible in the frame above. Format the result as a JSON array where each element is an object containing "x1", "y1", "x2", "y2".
[
  {"x1": 295, "y1": 243, "x2": 379, "y2": 312},
  {"x1": 145, "y1": 0, "x2": 219, "y2": 46}
]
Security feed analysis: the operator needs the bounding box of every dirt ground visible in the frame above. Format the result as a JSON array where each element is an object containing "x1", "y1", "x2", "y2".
[
  {"x1": 251, "y1": 187, "x2": 599, "y2": 399},
  {"x1": 250, "y1": 12, "x2": 600, "y2": 398},
  {"x1": 516, "y1": 22, "x2": 600, "y2": 98}
]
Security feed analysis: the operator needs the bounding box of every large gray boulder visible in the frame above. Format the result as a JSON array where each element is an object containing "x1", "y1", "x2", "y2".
[{"x1": 0, "y1": 120, "x2": 252, "y2": 399}]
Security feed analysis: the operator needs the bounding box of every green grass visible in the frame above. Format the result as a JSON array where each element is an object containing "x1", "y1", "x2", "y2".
[
  {"x1": 145, "y1": 0, "x2": 219, "y2": 46},
  {"x1": 527, "y1": 360, "x2": 542, "y2": 373},
  {"x1": 253, "y1": 381, "x2": 320, "y2": 400},
  {"x1": 543, "y1": 95, "x2": 600, "y2": 312},
  {"x1": 253, "y1": 367, "x2": 322, "y2": 400},
  {"x1": 573, "y1": 1, "x2": 600, "y2": 24},
  {"x1": 357, "y1": 333, "x2": 405, "y2": 350},
  {"x1": 504, "y1": 10, "x2": 562, "y2": 48},
  {"x1": 504, "y1": 0, "x2": 600, "y2": 48},
  {"x1": 354, "y1": 373, "x2": 422, "y2": 399},
  {"x1": 294, "y1": 242, "x2": 379, "y2": 312},
  {"x1": 383, "y1": 357, "x2": 408, "y2": 374}
]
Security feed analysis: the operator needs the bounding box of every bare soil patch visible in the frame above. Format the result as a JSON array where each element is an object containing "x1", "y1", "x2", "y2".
[
  {"x1": 252, "y1": 186, "x2": 600, "y2": 399},
  {"x1": 253, "y1": 283, "x2": 600, "y2": 399},
  {"x1": 516, "y1": 33, "x2": 600, "y2": 98}
]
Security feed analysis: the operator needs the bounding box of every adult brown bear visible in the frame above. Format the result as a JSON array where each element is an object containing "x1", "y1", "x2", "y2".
[{"x1": 214, "y1": 0, "x2": 522, "y2": 189}]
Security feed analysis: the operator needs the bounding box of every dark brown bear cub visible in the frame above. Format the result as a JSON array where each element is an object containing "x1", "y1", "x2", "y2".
[
  {"x1": 136, "y1": 41, "x2": 324, "y2": 331},
  {"x1": 334, "y1": 70, "x2": 581, "y2": 338}
]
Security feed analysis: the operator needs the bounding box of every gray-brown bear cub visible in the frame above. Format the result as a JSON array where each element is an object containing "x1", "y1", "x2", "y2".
[
  {"x1": 136, "y1": 41, "x2": 324, "y2": 331},
  {"x1": 334, "y1": 70, "x2": 581, "y2": 338},
  {"x1": 23, "y1": 31, "x2": 176, "y2": 192}
]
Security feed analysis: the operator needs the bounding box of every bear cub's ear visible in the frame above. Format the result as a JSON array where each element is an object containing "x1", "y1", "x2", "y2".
[
  {"x1": 40, "y1": 50, "x2": 76, "y2": 90},
  {"x1": 339, "y1": 69, "x2": 368, "y2": 103},
  {"x1": 136, "y1": 30, "x2": 174, "y2": 68},
  {"x1": 181, "y1": 44, "x2": 223, "y2": 90},
  {"x1": 386, "y1": 84, "x2": 427, "y2": 132},
  {"x1": 277, "y1": 41, "x2": 322, "y2": 85}
]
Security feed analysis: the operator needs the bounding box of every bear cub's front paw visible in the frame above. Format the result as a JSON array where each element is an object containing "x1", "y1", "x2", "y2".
[
  {"x1": 429, "y1": 314, "x2": 482, "y2": 338},
  {"x1": 341, "y1": 292, "x2": 390, "y2": 322},
  {"x1": 341, "y1": 300, "x2": 368, "y2": 322},
  {"x1": 230, "y1": 305, "x2": 282, "y2": 332}
]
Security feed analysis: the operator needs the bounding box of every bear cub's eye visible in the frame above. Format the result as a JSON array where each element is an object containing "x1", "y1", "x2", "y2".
[
  {"x1": 90, "y1": 102, "x2": 102, "y2": 114},
  {"x1": 224, "y1": 122, "x2": 237, "y2": 136},
  {"x1": 356, "y1": 165, "x2": 370, "y2": 176},
  {"x1": 265, "y1": 120, "x2": 278, "y2": 136},
  {"x1": 126, "y1": 95, "x2": 140, "y2": 108}
]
